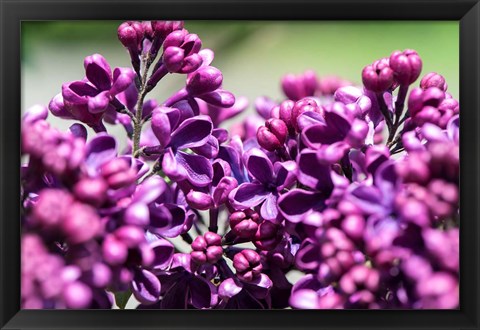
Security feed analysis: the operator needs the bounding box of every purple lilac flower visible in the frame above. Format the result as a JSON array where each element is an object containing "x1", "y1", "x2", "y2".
[{"x1": 21, "y1": 22, "x2": 459, "y2": 310}]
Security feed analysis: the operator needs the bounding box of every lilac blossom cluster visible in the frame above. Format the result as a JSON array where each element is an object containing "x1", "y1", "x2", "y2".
[{"x1": 21, "y1": 21, "x2": 459, "y2": 309}]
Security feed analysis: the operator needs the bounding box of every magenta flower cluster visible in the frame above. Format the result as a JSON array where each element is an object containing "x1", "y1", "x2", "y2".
[{"x1": 21, "y1": 21, "x2": 459, "y2": 309}]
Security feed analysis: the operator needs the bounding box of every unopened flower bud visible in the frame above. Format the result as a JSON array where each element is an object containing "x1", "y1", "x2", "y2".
[
  {"x1": 61, "y1": 203, "x2": 101, "y2": 244},
  {"x1": 257, "y1": 118, "x2": 288, "y2": 151},
  {"x1": 64, "y1": 282, "x2": 92, "y2": 309},
  {"x1": 292, "y1": 98, "x2": 321, "y2": 131},
  {"x1": 186, "y1": 190, "x2": 214, "y2": 210},
  {"x1": 102, "y1": 234, "x2": 128, "y2": 266},
  {"x1": 117, "y1": 21, "x2": 143, "y2": 51},
  {"x1": 278, "y1": 100, "x2": 295, "y2": 133},
  {"x1": 151, "y1": 21, "x2": 184, "y2": 40},
  {"x1": 191, "y1": 232, "x2": 223, "y2": 264},
  {"x1": 233, "y1": 249, "x2": 262, "y2": 282},
  {"x1": 186, "y1": 66, "x2": 223, "y2": 95},
  {"x1": 362, "y1": 58, "x2": 394, "y2": 92},
  {"x1": 420, "y1": 72, "x2": 447, "y2": 91},
  {"x1": 31, "y1": 189, "x2": 73, "y2": 229},
  {"x1": 389, "y1": 49, "x2": 422, "y2": 85},
  {"x1": 100, "y1": 158, "x2": 137, "y2": 189},
  {"x1": 73, "y1": 178, "x2": 108, "y2": 207},
  {"x1": 229, "y1": 210, "x2": 261, "y2": 239},
  {"x1": 254, "y1": 221, "x2": 282, "y2": 251}
]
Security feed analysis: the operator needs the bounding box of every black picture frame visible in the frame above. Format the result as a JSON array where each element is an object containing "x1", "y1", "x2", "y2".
[{"x1": 1, "y1": 0, "x2": 479, "y2": 329}]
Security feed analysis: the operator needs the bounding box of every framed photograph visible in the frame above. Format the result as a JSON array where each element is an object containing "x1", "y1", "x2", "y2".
[{"x1": 1, "y1": 0, "x2": 479, "y2": 329}]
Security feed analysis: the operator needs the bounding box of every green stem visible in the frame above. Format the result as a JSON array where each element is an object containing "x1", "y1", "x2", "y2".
[{"x1": 132, "y1": 54, "x2": 153, "y2": 158}]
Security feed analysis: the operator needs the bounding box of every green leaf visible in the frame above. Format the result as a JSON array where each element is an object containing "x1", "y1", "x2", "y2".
[{"x1": 114, "y1": 290, "x2": 132, "y2": 309}]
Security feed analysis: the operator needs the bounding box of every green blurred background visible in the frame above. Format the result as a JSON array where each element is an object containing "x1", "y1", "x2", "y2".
[{"x1": 22, "y1": 21, "x2": 459, "y2": 121}]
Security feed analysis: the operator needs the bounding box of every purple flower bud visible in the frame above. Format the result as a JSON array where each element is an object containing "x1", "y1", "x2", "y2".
[
  {"x1": 212, "y1": 177, "x2": 238, "y2": 206},
  {"x1": 102, "y1": 234, "x2": 128, "y2": 266},
  {"x1": 362, "y1": 58, "x2": 394, "y2": 92},
  {"x1": 23, "y1": 105, "x2": 48, "y2": 124},
  {"x1": 420, "y1": 72, "x2": 447, "y2": 91},
  {"x1": 292, "y1": 98, "x2": 322, "y2": 132},
  {"x1": 151, "y1": 21, "x2": 184, "y2": 40},
  {"x1": 110, "y1": 67, "x2": 135, "y2": 96},
  {"x1": 186, "y1": 190, "x2": 214, "y2": 210},
  {"x1": 69, "y1": 123, "x2": 88, "y2": 140},
  {"x1": 389, "y1": 49, "x2": 422, "y2": 85},
  {"x1": 257, "y1": 118, "x2": 288, "y2": 152},
  {"x1": 191, "y1": 232, "x2": 223, "y2": 264},
  {"x1": 100, "y1": 158, "x2": 137, "y2": 189},
  {"x1": 233, "y1": 249, "x2": 262, "y2": 282},
  {"x1": 163, "y1": 46, "x2": 185, "y2": 72},
  {"x1": 64, "y1": 282, "x2": 92, "y2": 309},
  {"x1": 408, "y1": 87, "x2": 445, "y2": 118},
  {"x1": 117, "y1": 21, "x2": 143, "y2": 51},
  {"x1": 229, "y1": 210, "x2": 261, "y2": 239},
  {"x1": 339, "y1": 264, "x2": 380, "y2": 295},
  {"x1": 186, "y1": 66, "x2": 223, "y2": 96},
  {"x1": 281, "y1": 70, "x2": 318, "y2": 101},
  {"x1": 124, "y1": 202, "x2": 150, "y2": 227},
  {"x1": 73, "y1": 178, "x2": 108, "y2": 207},
  {"x1": 278, "y1": 100, "x2": 296, "y2": 133},
  {"x1": 61, "y1": 203, "x2": 101, "y2": 244},
  {"x1": 318, "y1": 76, "x2": 351, "y2": 96},
  {"x1": 254, "y1": 221, "x2": 282, "y2": 251},
  {"x1": 114, "y1": 225, "x2": 145, "y2": 248},
  {"x1": 31, "y1": 189, "x2": 73, "y2": 229},
  {"x1": 49, "y1": 93, "x2": 74, "y2": 119}
]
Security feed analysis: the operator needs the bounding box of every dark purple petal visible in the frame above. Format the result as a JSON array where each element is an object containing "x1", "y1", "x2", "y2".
[
  {"x1": 260, "y1": 193, "x2": 278, "y2": 221},
  {"x1": 110, "y1": 67, "x2": 135, "y2": 95},
  {"x1": 150, "y1": 239, "x2": 175, "y2": 271},
  {"x1": 132, "y1": 176, "x2": 168, "y2": 204},
  {"x1": 302, "y1": 123, "x2": 338, "y2": 148},
  {"x1": 198, "y1": 90, "x2": 235, "y2": 108},
  {"x1": 188, "y1": 276, "x2": 218, "y2": 309},
  {"x1": 274, "y1": 160, "x2": 297, "y2": 191},
  {"x1": 347, "y1": 184, "x2": 386, "y2": 215},
  {"x1": 84, "y1": 54, "x2": 112, "y2": 91},
  {"x1": 316, "y1": 141, "x2": 351, "y2": 164},
  {"x1": 162, "y1": 148, "x2": 186, "y2": 182},
  {"x1": 151, "y1": 110, "x2": 172, "y2": 147},
  {"x1": 297, "y1": 150, "x2": 333, "y2": 192},
  {"x1": 170, "y1": 115, "x2": 213, "y2": 149},
  {"x1": 277, "y1": 189, "x2": 325, "y2": 223},
  {"x1": 191, "y1": 135, "x2": 219, "y2": 158},
  {"x1": 295, "y1": 240, "x2": 320, "y2": 271},
  {"x1": 175, "y1": 151, "x2": 213, "y2": 187},
  {"x1": 246, "y1": 148, "x2": 273, "y2": 184},
  {"x1": 230, "y1": 182, "x2": 269, "y2": 209},
  {"x1": 131, "y1": 269, "x2": 161, "y2": 305},
  {"x1": 85, "y1": 134, "x2": 117, "y2": 174},
  {"x1": 88, "y1": 91, "x2": 110, "y2": 114},
  {"x1": 297, "y1": 111, "x2": 326, "y2": 131}
]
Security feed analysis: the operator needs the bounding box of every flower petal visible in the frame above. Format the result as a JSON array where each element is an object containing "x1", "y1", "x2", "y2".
[
  {"x1": 170, "y1": 115, "x2": 213, "y2": 149},
  {"x1": 297, "y1": 150, "x2": 333, "y2": 192},
  {"x1": 246, "y1": 148, "x2": 273, "y2": 184},
  {"x1": 230, "y1": 182, "x2": 269, "y2": 209},
  {"x1": 277, "y1": 189, "x2": 325, "y2": 223},
  {"x1": 175, "y1": 151, "x2": 213, "y2": 187},
  {"x1": 84, "y1": 54, "x2": 112, "y2": 91},
  {"x1": 131, "y1": 269, "x2": 161, "y2": 305},
  {"x1": 85, "y1": 134, "x2": 117, "y2": 174}
]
